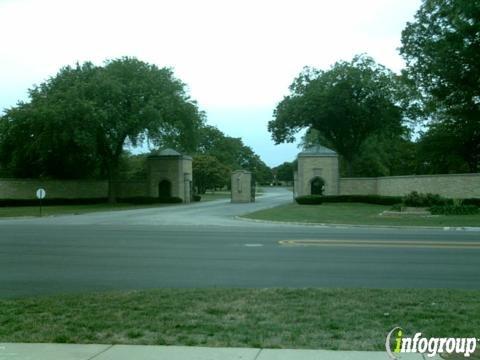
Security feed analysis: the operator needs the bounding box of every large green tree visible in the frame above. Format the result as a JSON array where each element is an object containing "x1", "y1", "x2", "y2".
[
  {"x1": 268, "y1": 55, "x2": 404, "y2": 175},
  {"x1": 0, "y1": 58, "x2": 203, "y2": 202},
  {"x1": 274, "y1": 162, "x2": 294, "y2": 183},
  {"x1": 400, "y1": 0, "x2": 480, "y2": 172},
  {"x1": 197, "y1": 125, "x2": 253, "y2": 169},
  {"x1": 192, "y1": 155, "x2": 230, "y2": 194},
  {"x1": 252, "y1": 159, "x2": 273, "y2": 185},
  {"x1": 416, "y1": 120, "x2": 472, "y2": 174},
  {"x1": 0, "y1": 63, "x2": 101, "y2": 179}
]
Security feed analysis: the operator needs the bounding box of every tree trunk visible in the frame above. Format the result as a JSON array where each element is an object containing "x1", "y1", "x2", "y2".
[
  {"x1": 108, "y1": 181, "x2": 116, "y2": 203},
  {"x1": 107, "y1": 161, "x2": 119, "y2": 204}
]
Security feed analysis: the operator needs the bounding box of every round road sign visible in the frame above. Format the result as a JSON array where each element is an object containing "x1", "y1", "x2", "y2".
[{"x1": 36, "y1": 188, "x2": 46, "y2": 199}]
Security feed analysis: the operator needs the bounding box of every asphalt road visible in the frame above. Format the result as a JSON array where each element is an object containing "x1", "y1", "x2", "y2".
[{"x1": 1, "y1": 188, "x2": 479, "y2": 298}]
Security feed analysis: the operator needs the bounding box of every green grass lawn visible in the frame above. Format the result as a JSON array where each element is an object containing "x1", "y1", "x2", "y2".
[
  {"x1": 0, "y1": 288, "x2": 479, "y2": 352},
  {"x1": 243, "y1": 203, "x2": 480, "y2": 227}
]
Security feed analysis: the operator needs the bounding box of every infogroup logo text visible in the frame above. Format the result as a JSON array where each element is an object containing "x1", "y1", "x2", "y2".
[{"x1": 386, "y1": 327, "x2": 478, "y2": 358}]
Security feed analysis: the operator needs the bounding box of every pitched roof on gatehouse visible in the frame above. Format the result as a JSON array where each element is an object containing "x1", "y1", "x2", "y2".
[{"x1": 298, "y1": 145, "x2": 337, "y2": 157}]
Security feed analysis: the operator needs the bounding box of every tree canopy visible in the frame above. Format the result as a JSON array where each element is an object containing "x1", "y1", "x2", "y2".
[
  {"x1": 416, "y1": 120, "x2": 473, "y2": 174},
  {"x1": 274, "y1": 162, "x2": 295, "y2": 183},
  {"x1": 400, "y1": 0, "x2": 480, "y2": 171},
  {"x1": 0, "y1": 57, "x2": 203, "y2": 201},
  {"x1": 192, "y1": 155, "x2": 230, "y2": 194},
  {"x1": 268, "y1": 55, "x2": 404, "y2": 175}
]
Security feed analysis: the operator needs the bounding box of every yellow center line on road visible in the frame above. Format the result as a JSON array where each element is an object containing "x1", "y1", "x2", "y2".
[{"x1": 278, "y1": 239, "x2": 480, "y2": 249}]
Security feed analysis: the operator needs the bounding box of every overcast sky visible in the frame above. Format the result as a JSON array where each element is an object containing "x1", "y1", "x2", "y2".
[{"x1": 0, "y1": 0, "x2": 422, "y2": 166}]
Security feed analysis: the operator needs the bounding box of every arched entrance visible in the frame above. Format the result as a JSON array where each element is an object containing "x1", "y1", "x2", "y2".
[
  {"x1": 310, "y1": 177, "x2": 325, "y2": 195},
  {"x1": 158, "y1": 179, "x2": 172, "y2": 198}
]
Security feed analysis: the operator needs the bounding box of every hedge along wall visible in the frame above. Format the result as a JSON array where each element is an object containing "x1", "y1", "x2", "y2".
[
  {"x1": 0, "y1": 179, "x2": 148, "y2": 199},
  {"x1": 339, "y1": 173, "x2": 480, "y2": 199}
]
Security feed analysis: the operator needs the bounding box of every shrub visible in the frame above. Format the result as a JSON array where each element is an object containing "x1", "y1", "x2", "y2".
[
  {"x1": 322, "y1": 195, "x2": 402, "y2": 205},
  {"x1": 429, "y1": 205, "x2": 479, "y2": 215},
  {"x1": 295, "y1": 195, "x2": 323, "y2": 205},
  {"x1": 295, "y1": 195, "x2": 402, "y2": 205},
  {"x1": 462, "y1": 198, "x2": 480, "y2": 207},
  {"x1": 403, "y1": 191, "x2": 451, "y2": 207},
  {"x1": 193, "y1": 195, "x2": 201, "y2": 202}
]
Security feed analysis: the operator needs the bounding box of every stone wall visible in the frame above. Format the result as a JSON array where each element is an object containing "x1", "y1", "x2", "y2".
[
  {"x1": 339, "y1": 173, "x2": 480, "y2": 198},
  {"x1": 339, "y1": 178, "x2": 377, "y2": 195},
  {"x1": 115, "y1": 181, "x2": 148, "y2": 198},
  {"x1": 0, "y1": 179, "x2": 108, "y2": 199},
  {"x1": 376, "y1": 174, "x2": 480, "y2": 198},
  {"x1": 0, "y1": 179, "x2": 150, "y2": 200},
  {"x1": 3, "y1": 173, "x2": 479, "y2": 201}
]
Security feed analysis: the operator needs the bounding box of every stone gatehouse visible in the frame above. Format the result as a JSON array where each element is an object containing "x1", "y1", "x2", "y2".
[
  {"x1": 146, "y1": 149, "x2": 192, "y2": 203},
  {"x1": 293, "y1": 145, "x2": 339, "y2": 197}
]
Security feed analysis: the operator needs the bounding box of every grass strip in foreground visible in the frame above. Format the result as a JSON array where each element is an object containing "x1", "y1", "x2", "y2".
[{"x1": 1, "y1": 288, "x2": 479, "y2": 351}]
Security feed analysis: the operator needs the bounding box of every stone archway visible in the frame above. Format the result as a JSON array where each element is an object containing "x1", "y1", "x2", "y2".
[
  {"x1": 158, "y1": 179, "x2": 172, "y2": 198},
  {"x1": 310, "y1": 176, "x2": 325, "y2": 195}
]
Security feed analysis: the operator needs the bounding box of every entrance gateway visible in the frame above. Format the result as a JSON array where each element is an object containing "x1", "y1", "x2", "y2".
[
  {"x1": 146, "y1": 149, "x2": 256, "y2": 204},
  {"x1": 293, "y1": 145, "x2": 339, "y2": 197}
]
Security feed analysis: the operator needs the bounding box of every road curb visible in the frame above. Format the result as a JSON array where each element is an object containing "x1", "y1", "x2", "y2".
[
  {"x1": 0, "y1": 343, "x2": 431, "y2": 360},
  {"x1": 234, "y1": 216, "x2": 480, "y2": 232}
]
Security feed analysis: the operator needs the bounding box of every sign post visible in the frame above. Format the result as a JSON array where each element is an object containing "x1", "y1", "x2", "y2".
[{"x1": 36, "y1": 188, "x2": 46, "y2": 217}]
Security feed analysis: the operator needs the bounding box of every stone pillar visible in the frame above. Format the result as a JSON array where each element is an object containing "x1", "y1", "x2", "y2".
[
  {"x1": 231, "y1": 170, "x2": 253, "y2": 203},
  {"x1": 184, "y1": 172, "x2": 192, "y2": 204},
  {"x1": 293, "y1": 170, "x2": 298, "y2": 201}
]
